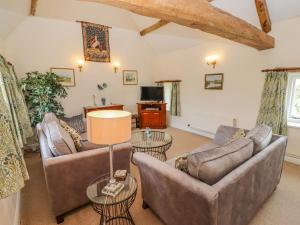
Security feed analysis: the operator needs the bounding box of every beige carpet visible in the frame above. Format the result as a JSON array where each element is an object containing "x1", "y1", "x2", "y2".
[{"x1": 21, "y1": 127, "x2": 300, "y2": 225}]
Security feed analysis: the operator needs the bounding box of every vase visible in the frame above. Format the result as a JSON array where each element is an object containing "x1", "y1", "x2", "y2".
[{"x1": 101, "y1": 98, "x2": 106, "y2": 106}]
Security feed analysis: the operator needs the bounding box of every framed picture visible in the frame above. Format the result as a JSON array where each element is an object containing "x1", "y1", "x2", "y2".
[
  {"x1": 205, "y1": 73, "x2": 224, "y2": 90},
  {"x1": 123, "y1": 70, "x2": 138, "y2": 85},
  {"x1": 81, "y1": 21, "x2": 111, "y2": 62},
  {"x1": 50, "y1": 68, "x2": 75, "y2": 87}
]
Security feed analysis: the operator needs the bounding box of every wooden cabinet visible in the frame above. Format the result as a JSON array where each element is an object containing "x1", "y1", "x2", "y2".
[
  {"x1": 83, "y1": 104, "x2": 124, "y2": 117},
  {"x1": 137, "y1": 102, "x2": 166, "y2": 129}
]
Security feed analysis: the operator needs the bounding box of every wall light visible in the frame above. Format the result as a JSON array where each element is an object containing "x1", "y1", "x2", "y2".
[
  {"x1": 78, "y1": 59, "x2": 84, "y2": 72},
  {"x1": 113, "y1": 61, "x2": 120, "y2": 73},
  {"x1": 205, "y1": 55, "x2": 219, "y2": 68}
]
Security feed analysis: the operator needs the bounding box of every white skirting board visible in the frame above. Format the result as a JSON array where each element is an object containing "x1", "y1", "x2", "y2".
[{"x1": 285, "y1": 154, "x2": 300, "y2": 165}]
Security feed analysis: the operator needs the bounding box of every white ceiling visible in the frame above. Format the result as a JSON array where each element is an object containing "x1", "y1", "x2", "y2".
[{"x1": 0, "y1": 0, "x2": 300, "y2": 53}]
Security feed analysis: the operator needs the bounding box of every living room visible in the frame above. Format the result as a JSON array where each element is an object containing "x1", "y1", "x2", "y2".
[{"x1": 0, "y1": 0, "x2": 300, "y2": 225}]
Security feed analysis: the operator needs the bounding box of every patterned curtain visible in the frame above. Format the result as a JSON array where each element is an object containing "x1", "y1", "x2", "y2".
[
  {"x1": 170, "y1": 82, "x2": 181, "y2": 116},
  {"x1": 256, "y1": 72, "x2": 288, "y2": 135},
  {"x1": 0, "y1": 55, "x2": 31, "y2": 199}
]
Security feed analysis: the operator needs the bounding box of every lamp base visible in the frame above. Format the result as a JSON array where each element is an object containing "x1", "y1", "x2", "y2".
[{"x1": 102, "y1": 181, "x2": 124, "y2": 197}]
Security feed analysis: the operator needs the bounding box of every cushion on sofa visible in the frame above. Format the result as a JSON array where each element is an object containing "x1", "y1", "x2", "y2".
[
  {"x1": 166, "y1": 143, "x2": 220, "y2": 168},
  {"x1": 42, "y1": 112, "x2": 59, "y2": 124},
  {"x1": 59, "y1": 120, "x2": 82, "y2": 150},
  {"x1": 213, "y1": 125, "x2": 242, "y2": 146},
  {"x1": 45, "y1": 121, "x2": 77, "y2": 156},
  {"x1": 245, "y1": 124, "x2": 272, "y2": 154},
  {"x1": 61, "y1": 114, "x2": 86, "y2": 134},
  {"x1": 227, "y1": 129, "x2": 246, "y2": 144},
  {"x1": 187, "y1": 138, "x2": 254, "y2": 185},
  {"x1": 190, "y1": 143, "x2": 220, "y2": 154}
]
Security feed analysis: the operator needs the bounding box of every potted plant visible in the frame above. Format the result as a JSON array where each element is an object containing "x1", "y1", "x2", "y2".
[{"x1": 20, "y1": 71, "x2": 68, "y2": 127}]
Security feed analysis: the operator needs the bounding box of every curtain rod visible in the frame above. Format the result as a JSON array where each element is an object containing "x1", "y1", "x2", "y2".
[
  {"x1": 261, "y1": 67, "x2": 300, "y2": 72},
  {"x1": 76, "y1": 20, "x2": 112, "y2": 29},
  {"x1": 155, "y1": 80, "x2": 182, "y2": 83}
]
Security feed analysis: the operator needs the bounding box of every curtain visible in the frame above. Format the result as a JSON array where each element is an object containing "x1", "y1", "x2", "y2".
[
  {"x1": 0, "y1": 55, "x2": 31, "y2": 199},
  {"x1": 256, "y1": 71, "x2": 288, "y2": 135},
  {"x1": 170, "y1": 82, "x2": 181, "y2": 116}
]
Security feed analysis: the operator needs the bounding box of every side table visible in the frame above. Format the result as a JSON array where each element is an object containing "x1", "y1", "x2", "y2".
[{"x1": 87, "y1": 174, "x2": 137, "y2": 225}]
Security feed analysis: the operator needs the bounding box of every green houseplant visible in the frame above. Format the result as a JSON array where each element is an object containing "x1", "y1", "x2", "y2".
[{"x1": 21, "y1": 71, "x2": 68, "y2": 127}]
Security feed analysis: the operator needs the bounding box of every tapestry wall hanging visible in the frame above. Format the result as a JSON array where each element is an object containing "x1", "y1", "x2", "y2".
[{"x1": 81, "y1": 21, "x2": 111, "y2": 62}]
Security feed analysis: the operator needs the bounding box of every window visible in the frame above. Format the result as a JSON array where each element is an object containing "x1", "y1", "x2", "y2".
[
  {"x1": 287, "y1": 74, "x2": 300, "y2": 125},
  {"x1": 163, "y1": 82, "x2": 172, "y2": 112}
]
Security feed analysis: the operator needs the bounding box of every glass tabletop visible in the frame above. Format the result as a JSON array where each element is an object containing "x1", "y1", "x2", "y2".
[
  {"x1": 131, "y1": 130, "x2": 172, "y2": 149},
  {"x1": 86, "y1": 174, "x2": 137, "y2": 205}
]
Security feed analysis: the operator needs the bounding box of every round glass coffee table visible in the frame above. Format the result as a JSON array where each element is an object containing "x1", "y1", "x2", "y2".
[
  {"x1": 87, "y1": 174, "x2": 137, "y2": 225},
  {"x1": 131, "y1": 130, "x2": 172, "y2": 164}
]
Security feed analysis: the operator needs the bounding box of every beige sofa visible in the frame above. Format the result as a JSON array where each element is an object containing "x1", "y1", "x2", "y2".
[
  {"x1": 134, "y1": 125, "x2": 288, "y2": 225},
  {"x1": 37, "y1": 114, "x2": 131, "y2": 224}
]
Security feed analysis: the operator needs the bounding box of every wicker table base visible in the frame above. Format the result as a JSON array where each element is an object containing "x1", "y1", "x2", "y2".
[
  {"x1": 87, "y1": 174, "x2": 137, "y2": 225},
  {"x1": 131, "y1": 130, "x2": 172, "y2": 165}
]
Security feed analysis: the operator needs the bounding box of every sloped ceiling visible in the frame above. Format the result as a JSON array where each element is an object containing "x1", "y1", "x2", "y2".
[
  {"x1": 0, "y1": 0, "x2": 30, "y2": 39},
  {"x1": 0, "y1": 0, "x2": 300, "y2": 53}
]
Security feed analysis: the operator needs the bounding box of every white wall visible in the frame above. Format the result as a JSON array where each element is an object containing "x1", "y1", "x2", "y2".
[
  {"x1": 154, "y1": 17, "x2": 300, "y2": 159},
  {"x1": 4, "y1": 16, "x2": 155, "y2": 116}
]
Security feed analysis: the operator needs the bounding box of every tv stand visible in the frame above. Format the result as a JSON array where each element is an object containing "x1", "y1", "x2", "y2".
[{"x1": 137, "y1": 102, "x2": 166, "y2": 129}]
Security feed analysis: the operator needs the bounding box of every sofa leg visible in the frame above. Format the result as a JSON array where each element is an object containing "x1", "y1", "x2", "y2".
[
  {"x1": 56, "y1": 215, "x2": 64, "y2": 224},
  {"x1": 142, "y1": 201, "x2": 149, "y2": 209}
]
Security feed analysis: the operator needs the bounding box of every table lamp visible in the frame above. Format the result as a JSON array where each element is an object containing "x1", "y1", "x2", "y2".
[{"x1": 87, "y1": 110, "x2": 131, "y2": 195}]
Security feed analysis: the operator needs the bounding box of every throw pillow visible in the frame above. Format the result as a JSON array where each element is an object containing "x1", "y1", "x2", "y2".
[
  {"x1": 187, "y1": 138, "x2": 254, "y2": 185},
  {"x1": 61, "y1": 114, "x2": 86, "y2": 134},
  {"x1": 245, "y1": 124, "x2": 272, "y2": 154},
  {"x1": 60, "y1": 120, "x2": 82, "y2": 150},
  {"x1": 44, "y1": 121, "x2": 76, "y2": 156},
  {"x1": 226, "y1": 129, "x2": 246, "y2": 144},
  {"x1": 175, "y1": 156, "x2": 189, "y2": 173}
]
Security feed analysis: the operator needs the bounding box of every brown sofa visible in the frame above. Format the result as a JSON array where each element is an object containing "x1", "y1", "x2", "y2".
[
  {"x1": 37, "y1": 117, "x2": 131, "y2": 223},
  {"x1": 134, "y1": 125, "x2": 288, "y2": 225}
]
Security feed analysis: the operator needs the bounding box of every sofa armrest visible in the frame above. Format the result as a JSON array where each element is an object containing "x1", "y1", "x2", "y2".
[
  {"x1": 43, "y1": 143, "x2": 131, "y2": 216},
  {"x1": 133, "y1": 152, "x2": 218, "y2": 225}
]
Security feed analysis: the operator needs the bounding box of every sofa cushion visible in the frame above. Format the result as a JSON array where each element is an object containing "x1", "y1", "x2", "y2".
[
  {"x1": 45, "y1": 121, "x2": 77, "y2": 156},
  {"x1": 42, "y1": 112, "x2": 59, "y2": 124},
  {"x1": 190, "y1": 143, "x2": 220, "y2": 154},
  {"x1": 61, "y1": 114, "x2": 86, "y2": 134},
  {"x1": 227, "y1": 129, "x2": 246, "y2": 144},
  {"x1": 187, "y1": 138, "x2": 254, "y2": 185},
  {"x1": 59, "y1": 120, "x2": 82, "y2": 150},
  {"x1": 213, "y1": 125, "x2": 241, "y2": 146},
  {"x1": 166, "y1": 143, "x2": 220, "y2": 168},
  {"x1": 245, "y1": 124, "x2": 272, "y2": 154}
]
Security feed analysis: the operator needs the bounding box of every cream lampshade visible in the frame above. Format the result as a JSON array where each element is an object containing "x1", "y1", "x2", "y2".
[
  {"x1": 86, "y1": 110, "x2": 132, "y2": 186},
  {"x1": 87, "y1": 110, "x2": 132, "y2": 145}
]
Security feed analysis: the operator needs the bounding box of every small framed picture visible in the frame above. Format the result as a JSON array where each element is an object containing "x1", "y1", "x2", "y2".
[
  {"x1": 50, "y1": 68, "x2": 75, "y2": 87},
  {"x1": 205, "y1": 73, "x2": 224, "y2": 90},
  {"x1": 123, "y1": 70, "x2": 138, "y2": 85}
]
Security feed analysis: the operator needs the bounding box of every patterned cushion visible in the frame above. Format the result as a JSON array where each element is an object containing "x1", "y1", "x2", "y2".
[
  {"x1": 61, "y1": 114, "x2": 86, "y2": 134},
  {"x1": 60, "y1": 120, "x2": 82, "y2": 150},
  {"x1": 246, "y1": 124, "x2": 272, "y2": 154},
  {"x1": 45, "y1": 121, "x2": 76, "y2": 156},
  {"x1": 227, "y1": 129, "x2": 246, "y2": 144},
  {"x1": 175, "y1": 156, "x2": 189, "y2": 173}
]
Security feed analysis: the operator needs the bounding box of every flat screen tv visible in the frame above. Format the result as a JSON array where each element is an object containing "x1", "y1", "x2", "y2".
[{"x1": 141, "y1": 86, "x2": 164, "y2": 101}]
